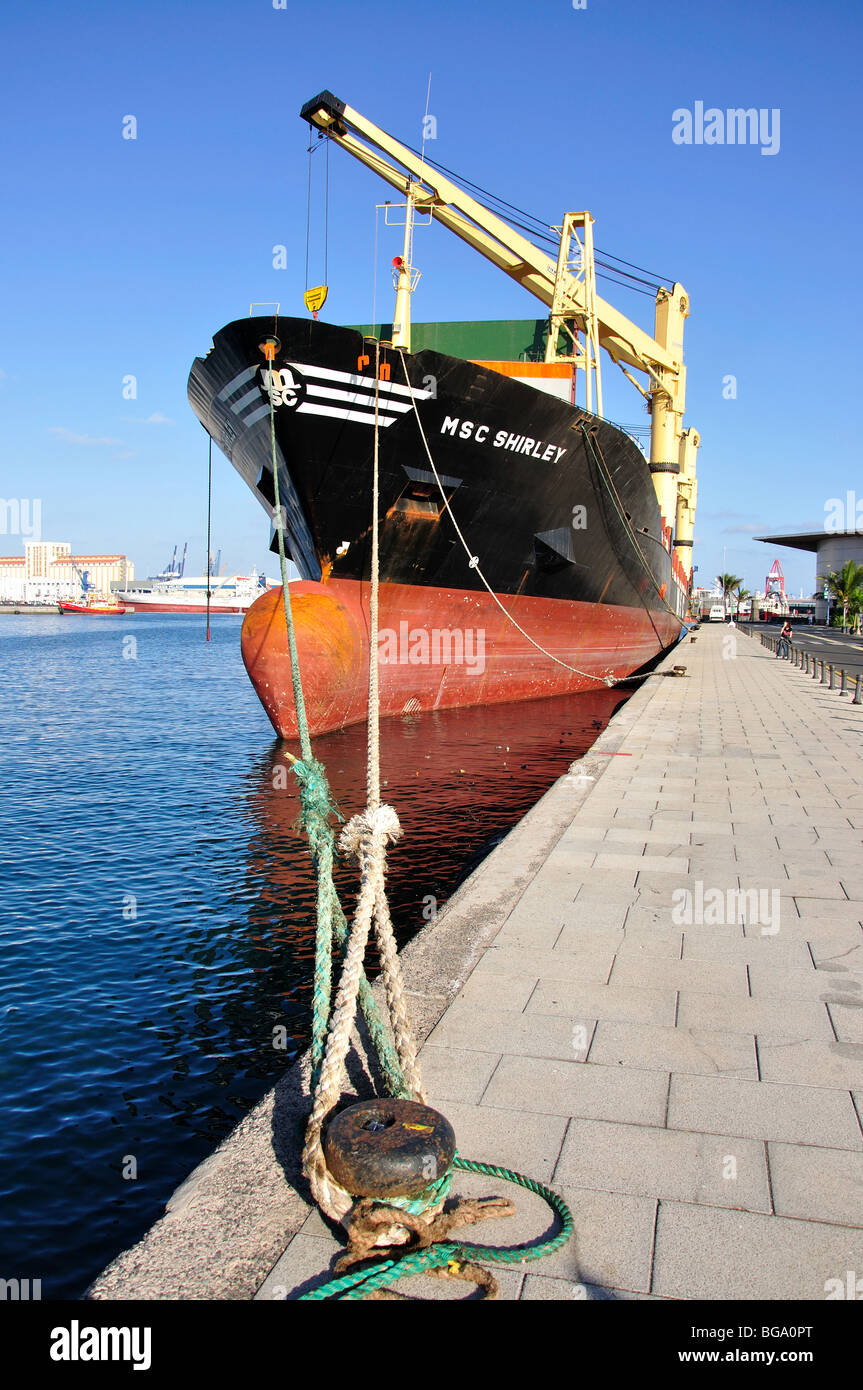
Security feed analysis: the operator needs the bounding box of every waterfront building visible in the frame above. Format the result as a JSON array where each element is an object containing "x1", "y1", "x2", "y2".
[{"x1": 0, "y1": 542, "x2": 135, "y2": 603}]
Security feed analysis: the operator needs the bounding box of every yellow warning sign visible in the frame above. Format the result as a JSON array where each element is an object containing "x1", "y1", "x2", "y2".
[{"x1": 303, "y1": 285, "x2": 328, "y2": 314}]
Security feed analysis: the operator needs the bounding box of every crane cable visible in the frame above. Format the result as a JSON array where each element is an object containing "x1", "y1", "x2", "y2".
[
  {"x1": 399, "y1": 144, "x2": 673, "y2": 294},
  {"x1": 304, "y1": 133, "x2": 330, "y2": 296}
]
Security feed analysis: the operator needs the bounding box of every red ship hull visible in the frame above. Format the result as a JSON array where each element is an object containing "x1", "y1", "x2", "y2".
[
  {"x1": 241, "y1": 580, "x2": 679, "y2": 741},
  {"x1": 58, "y1": 602, "x2": 128, "y2": 616}
]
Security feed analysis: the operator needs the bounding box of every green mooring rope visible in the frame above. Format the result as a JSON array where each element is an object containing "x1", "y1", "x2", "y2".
[
  {"x1": 297, "y1": 1155, "x2": 574, "y2": 1300},
  {"x1": 266, "y1": 374, "x2": 407, "y2": 1097},
  {"x1": 264, "y1": 356, "x2": 573, "y2": 1300}
]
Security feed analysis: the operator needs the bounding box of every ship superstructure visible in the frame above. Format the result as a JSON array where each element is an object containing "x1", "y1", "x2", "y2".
[{"x1": 119, "y1": 570, "x2": 270, "y2": 614}]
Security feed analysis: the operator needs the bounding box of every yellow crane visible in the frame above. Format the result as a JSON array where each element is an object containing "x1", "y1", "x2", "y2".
[{"x1": 301, "y1": 91, "x2": 699, "y2": 583}]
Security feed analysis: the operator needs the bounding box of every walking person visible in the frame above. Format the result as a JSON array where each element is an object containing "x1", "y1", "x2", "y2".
[{"x1": 777, "y1": 619, "x2": 792, "y2": 659}]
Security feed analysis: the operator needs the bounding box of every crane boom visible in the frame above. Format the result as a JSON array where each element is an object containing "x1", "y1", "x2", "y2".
[
  {"x1": 300, "y1": 90, "x2": 699, "y2": 574},
  {"x1": 301, "y1": 92, "x2": 681, "y2": 376}
]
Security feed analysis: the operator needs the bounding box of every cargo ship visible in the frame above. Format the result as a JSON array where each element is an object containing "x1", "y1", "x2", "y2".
[{"x1": 187, "y1": 92, "x2": 699, "y2": 740}]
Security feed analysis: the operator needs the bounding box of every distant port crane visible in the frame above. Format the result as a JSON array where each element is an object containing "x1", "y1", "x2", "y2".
[
  {"x1": 764, "y1": 559, "x2": 786, "y2": 600},
  {"x1": 158, "y1": 543, "x2": 187, "y2": 582},
  {"x1": 71, "y1": 562, "x2": 94, "y2": 597}
]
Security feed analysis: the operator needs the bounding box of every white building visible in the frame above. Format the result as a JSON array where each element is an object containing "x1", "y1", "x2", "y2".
[
  {"x1": 0, "y1": 556, "x2": 26, "y2": 602},
  {"x1": 0, "y1": 542, "x2": 135, "y2": 603}
]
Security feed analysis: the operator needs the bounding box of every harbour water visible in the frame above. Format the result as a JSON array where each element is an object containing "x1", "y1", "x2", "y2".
[{"x1": 0, "y1": 614, "x2": 628, "y2": 1298}]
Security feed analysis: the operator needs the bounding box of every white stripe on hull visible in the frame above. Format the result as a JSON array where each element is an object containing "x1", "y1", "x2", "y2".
[{"x1": 295, "y1": 401, "x2": 399, "y2": 427}]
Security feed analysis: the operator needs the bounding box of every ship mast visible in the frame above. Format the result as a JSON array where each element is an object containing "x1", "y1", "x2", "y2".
[
  {"x1": 391, "y1": 182, "x2": 417, "y2": 351},
  {"x1": 301, "y1": 91, "x2": 699, "y2": 584},
  {"x1": 545, "y1": 212, "x2": 603, "y2": 418}
]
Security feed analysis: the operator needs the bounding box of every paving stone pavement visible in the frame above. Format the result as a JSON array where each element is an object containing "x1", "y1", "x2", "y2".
[{"x1": 256, "y1": 622, "x2": 863, "y2": 1302}]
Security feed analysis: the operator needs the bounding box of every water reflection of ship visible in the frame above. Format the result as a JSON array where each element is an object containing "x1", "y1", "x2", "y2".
[{"x1": 242, "y1": 686, "x2": 630, "y2": 1019}]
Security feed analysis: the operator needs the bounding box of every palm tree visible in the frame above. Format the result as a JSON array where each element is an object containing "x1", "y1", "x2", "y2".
[
  {"x1": 733, "y1": 584, "x2": 752, "y2": 621},
  {"x1": 716, "y1": 573, "x2": 743, "y2": 619},
  {"x1": 818, "y1": 561, "x2": 863, "y2": 632}
]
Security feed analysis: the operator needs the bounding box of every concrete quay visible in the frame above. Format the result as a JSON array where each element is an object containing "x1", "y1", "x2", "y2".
[
  {"x1": 90, "y1": 622, "x2": 863, "y2": 1301},
  {"x1": 0, "y1": 604, "x2": 60, "y2": 615}
]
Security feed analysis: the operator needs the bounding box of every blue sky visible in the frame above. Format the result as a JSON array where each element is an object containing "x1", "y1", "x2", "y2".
[{"x1": 1, "y1": 0, "x2": 860, "y2": 594}]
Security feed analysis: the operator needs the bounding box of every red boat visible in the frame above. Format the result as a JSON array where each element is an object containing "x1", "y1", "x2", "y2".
[{"x1": 58, "y1": 600, "x2": 128, "y2": 616}]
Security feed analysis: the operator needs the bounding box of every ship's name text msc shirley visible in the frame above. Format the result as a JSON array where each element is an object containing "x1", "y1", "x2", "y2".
[{"x1": 440, "y1": 417, "x2": 567, "y2": 462}]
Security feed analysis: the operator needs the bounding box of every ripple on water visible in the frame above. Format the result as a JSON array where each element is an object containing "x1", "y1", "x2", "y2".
[{"x1": 0, "y1": 613, "x2": 629, "y2": 1295}]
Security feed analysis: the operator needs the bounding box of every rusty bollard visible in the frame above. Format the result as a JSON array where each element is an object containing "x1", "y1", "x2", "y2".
[{"x1": 323, "y1": 1098, "x2": 456, "y2": 1199}]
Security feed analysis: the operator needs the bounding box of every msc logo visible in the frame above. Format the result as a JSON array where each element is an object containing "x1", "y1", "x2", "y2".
[{"x1": 260, "y1": 366, "x2": 306, "y2": 410}]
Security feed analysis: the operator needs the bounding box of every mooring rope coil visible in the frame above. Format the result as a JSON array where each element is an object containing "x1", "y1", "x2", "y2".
[{"x1": 297, "y1": 1155, "x2": 574, "y2": 1300}]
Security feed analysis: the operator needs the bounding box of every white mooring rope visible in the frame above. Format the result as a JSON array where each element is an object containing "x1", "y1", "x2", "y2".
[{"x1": 301, "y1": 345, "x2": 426, "y2": 1227}]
